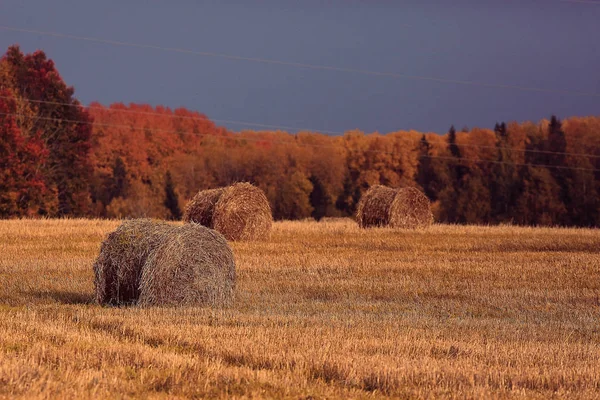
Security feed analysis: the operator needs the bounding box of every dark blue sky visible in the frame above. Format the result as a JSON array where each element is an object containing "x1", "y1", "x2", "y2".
[{"x1": 1, "y1": 1, "x2": 599, "y2": 134}]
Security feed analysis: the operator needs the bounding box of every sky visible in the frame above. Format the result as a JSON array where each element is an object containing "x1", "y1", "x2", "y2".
[{"x1": 0, "y1": 0, "x2": 599, "y2": 135}]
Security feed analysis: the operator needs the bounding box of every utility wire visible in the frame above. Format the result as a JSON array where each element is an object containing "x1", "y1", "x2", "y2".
[
  {"x1": 1, "y1": 95, "x2": 599, "y2": 159},
  {"x1": 560, "y1": 0, "x2": 600, "y2": 4},
  {"x1": 2, "y1": 111, "x2": 600, "y2": 173},
  {"x1": 1, "y1": 26, "x2": 600, "y2": 98},
  {"x1": 0, "y1": 95, "x2": 345, "y2": 135}
]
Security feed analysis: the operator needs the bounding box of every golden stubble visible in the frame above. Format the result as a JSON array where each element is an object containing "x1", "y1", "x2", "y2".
[{"x1": 0, "y1": 218, "x2": 599, "y2": 399}]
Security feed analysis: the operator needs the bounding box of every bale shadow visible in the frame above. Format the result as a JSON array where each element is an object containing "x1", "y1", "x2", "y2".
[{"x1": 28, "y1": 290, "x2": 95, "y2": 305}]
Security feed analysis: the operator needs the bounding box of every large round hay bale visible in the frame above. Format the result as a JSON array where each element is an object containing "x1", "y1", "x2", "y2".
[
  {"x1": 389, "y1": 187, "x2": 433, "y2": 229},
  {"x1": 212, "y1": 182, "x2": 272, "y2": 241},
  {"x1": 138, "y1": 223, "x2": 236, "y2": 307},
  {"x1": 356, "y1": 185, "x2": 398, "y2": 228},
  {"x1": 93, "y1": 219, "x2": 176, "y2": 305},
  {"x1": 182, "y1": 188, "x2": 225, "y2": 227}
]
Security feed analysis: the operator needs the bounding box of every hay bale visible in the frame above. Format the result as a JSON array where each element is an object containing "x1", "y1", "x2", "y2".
[
  {"x1": 138, "y1": 223, "x2": 236, "y2": 307},
  {"x1": 93, "y1": 219, "x2": 176, "y2": 305},
  {"x1": 212, "y1": 182, "x2": 272, "y2": 241},
  {"x1": 389, "y1": 187, "x2": 434, "y2": 229},
  {"x1": 356, "y1": 185, "x2": 398, "y2": 228},
  {"x1": 182, "y1": 188, "x2": 225, "y2": 227}
]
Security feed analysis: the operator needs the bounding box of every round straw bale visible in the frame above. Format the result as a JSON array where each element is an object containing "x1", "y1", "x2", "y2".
[
  {"x1": 182, "y1": 188, "x2": 225, "y2": 227},
  {"x1": 93, "y1": 219, "x2": 176, "y2": 305},
  {"x1": 212, "y1": 182, "x2": 272, "y2": 241},
  {"x1": 138, "y1": 223, "x2": 236, "y2": 307},
  {"x1": 389, "y1": 187, "x2": 433, "y2": 229},
  {"x1": 356, "y1": 185, "x2": 398, "y2": 228}
]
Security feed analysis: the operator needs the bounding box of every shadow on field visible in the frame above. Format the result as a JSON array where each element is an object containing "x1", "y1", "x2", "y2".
[{"x1": 29, "y1": 290, "x2": 95, "y2": 305}]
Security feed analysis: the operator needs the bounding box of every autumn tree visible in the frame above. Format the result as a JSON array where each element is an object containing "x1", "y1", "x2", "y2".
[
  {"x1": 274, "y1": 171, "x2": 313, "y2": 220},
  {"x1": 1, "y1": 45, "x2": 93, "y2": 216},
  {"x1": 0, "y1": 91, "x2": 49, "y2": 217}
]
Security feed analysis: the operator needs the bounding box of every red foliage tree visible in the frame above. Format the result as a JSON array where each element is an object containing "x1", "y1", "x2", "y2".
[
  {"x1": 0, "y1": 90, "x2": 49, "y2": 216},
  {"x1": 1, "y1": 45, "x2": 93, "y2": 216}
]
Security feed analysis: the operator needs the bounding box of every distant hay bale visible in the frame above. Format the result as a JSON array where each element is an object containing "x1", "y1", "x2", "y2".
[
  {"x1": 389, "y1": 187, "x2": 433, "y2": 229},
  {"x1": 212, "y1": 182, "x2": 272, "y2": 241},
  {"x1": 138, "y1": 223, "x2": 236, "y2": 307},
  {"x1": 93, "y1": 219, "x2": 176, "y2": 305},
  {"x1": 356, "y1": 185, "x2": 433, "y2": 229},
  {"x1": 182, "y1": 188, "x2": 225, "y2": 227},
  {"x1": 356, "y1": 185, "x2": 398, "y2": 228}
]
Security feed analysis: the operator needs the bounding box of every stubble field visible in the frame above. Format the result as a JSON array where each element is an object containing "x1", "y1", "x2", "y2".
[{"x1": 0, "y1": 219, "x2": 599, "y2": 399}]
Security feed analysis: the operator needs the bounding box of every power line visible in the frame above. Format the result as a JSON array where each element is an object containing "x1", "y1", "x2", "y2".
[
  {"x1": 2, "y1": 111, "x2": 600, "y2": 173},
  {"x1": 2, "y1": 25, "x2": 600, "y2": 98},
  {"x1": 418, "y1": 154, "x2": 599, "y2": 173},
  {"x1": 1, "y1": 95, "x2": 599, "y2": 159},
  {"x1": 560, "y1": 0, "x2": 600, "y2": 4},
  {"x1": 0, "y1": 95, "x2": 345, "y2": 135}
]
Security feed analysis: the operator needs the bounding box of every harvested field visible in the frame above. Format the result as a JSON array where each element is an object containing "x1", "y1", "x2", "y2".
[{"x1": 0, "y1": 219, "x2": 599, "y2": 399}]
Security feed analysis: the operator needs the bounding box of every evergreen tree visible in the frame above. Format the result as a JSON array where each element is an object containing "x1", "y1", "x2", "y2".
[
  {"x1": 110, "y1": 156, "x2": 129, "y2": 201},
  {"x1": 490, "y1": 122, "x2": 518, "y2": 222},
  {"x1": 547, "y1": 115, "x2": 567, "y2": 167},
  {"x1": 448, "y1": 125, "x2": 460, "y2": 158},
  {"x1": 514, "y1": 165, "x2": 566, "y2": 226},
  {"x1": 455, "y1": 167, "x2": 492, "y2": 224},
  {"x1": 335, "y1": 174, "x2": 361, "y2": 217},
  {"x1": 164, "y1": 171, "x2": 181, "y2": 220},
  {"x1": 439, "y1": 125, "x2": 467, "y2": 223},
  {"x1": 416, "y1": 134, "x2": 449, "y2": 202},
  {"x1": 546, "y1": 115, "x2": 569, "y2": 224},
  {"x1": 309, "y1": 175, "x2": 330, "y2": 221},
  {"x1": 564, "y1": 163, "x2": 600, "y2": 226},
  {"x1": 416, "y1": 135, "x2": 434, "y2": 198}
]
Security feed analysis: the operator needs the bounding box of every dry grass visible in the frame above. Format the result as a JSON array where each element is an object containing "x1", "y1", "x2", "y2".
[{"x1": 1, "y1": 219, "x2": 599, "y2": 399}]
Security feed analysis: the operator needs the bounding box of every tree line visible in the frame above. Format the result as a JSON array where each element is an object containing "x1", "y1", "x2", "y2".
[{"x1": 1, "y1": 46, "x2": 599, "y2": 226}]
